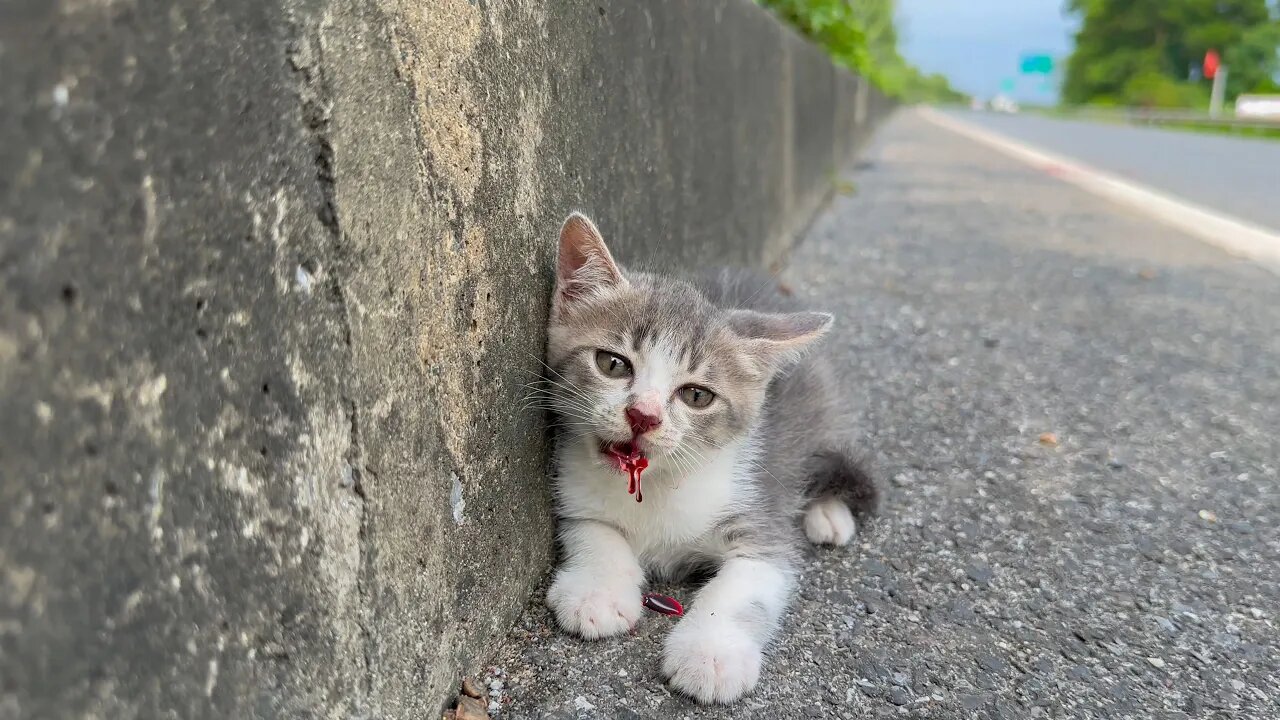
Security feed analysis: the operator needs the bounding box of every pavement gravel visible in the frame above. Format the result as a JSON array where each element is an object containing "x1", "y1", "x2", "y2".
[{"x1": 487, "y1": 110, "x2": 1280, "y2": 719}]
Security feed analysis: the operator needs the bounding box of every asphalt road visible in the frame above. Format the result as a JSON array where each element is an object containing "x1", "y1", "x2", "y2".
[
  {"x1": 486, "y1": 110, "x2": 1280, "y2": 719},
  {"x1": 946, "y1": 109, "x2": 1280, "y2": 233}
]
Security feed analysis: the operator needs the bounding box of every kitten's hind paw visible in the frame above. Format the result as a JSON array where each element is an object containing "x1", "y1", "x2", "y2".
[
  {"x1": 804, "y1": 497, "x2": 856, "y2": 546},
  {"x1": 662, "y1": 614, "x2": 762, "y2": 704},
  {"x1": 546, "y1": 568, "x2": 642, "y2": 640}
]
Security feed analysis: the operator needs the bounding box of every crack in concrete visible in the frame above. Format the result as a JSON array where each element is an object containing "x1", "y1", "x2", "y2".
[{"x1": 286, "y1": 7, "x2": 376, "y2": 707}]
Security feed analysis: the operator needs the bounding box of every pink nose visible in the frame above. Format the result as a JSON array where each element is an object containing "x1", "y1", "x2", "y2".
[{"x1": 626, "y1": 404, "x2": 662, "y2": 435}]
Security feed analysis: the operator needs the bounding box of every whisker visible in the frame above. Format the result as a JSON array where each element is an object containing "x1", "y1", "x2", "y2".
[
  {"x1": 519, "y1": 387, "x2": 595, "y2": 409},
  {"x1": 520, "y1": 405, "x2": 594, "y2": 422},
  {"x1": 518, "y1": 373, "x2": 593, "y2": 402},
  {"x1": 523, "y1": 383, "x2": 594, "y2": 410},
  {"x1": 519, "y1": 393, "x2": 594, "y2": 413},
  {"x1": 520, "y1": 351, "x2": 584, "y2": 389}
]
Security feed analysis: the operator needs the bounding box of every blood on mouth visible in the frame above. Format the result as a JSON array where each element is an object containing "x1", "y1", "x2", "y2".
[{"x1": 602, "y1": 439, "x2": 649, "y2": 502}]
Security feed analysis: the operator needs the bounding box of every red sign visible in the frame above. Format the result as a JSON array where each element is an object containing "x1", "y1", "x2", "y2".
[{"x1": 1204, "y1": 50, "x2": 1220, "y2": 79}]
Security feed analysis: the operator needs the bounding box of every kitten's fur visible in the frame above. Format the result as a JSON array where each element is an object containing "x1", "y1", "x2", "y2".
[{"x1": 543, "y1": 213, "x2": 877, "y2": 704}]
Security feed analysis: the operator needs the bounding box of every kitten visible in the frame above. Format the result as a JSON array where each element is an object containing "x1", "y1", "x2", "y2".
[{"x1": 541, "y1": 213, "x2": 877, "y2": 704}]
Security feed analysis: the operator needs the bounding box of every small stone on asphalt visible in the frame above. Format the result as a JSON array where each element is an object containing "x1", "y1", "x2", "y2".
[
  {"x1": 965, "y1": 563, "x2": 994, "y2": 585},
  {"x1": 977, "y1": 653, "x2": 1009, "y2": 675}
]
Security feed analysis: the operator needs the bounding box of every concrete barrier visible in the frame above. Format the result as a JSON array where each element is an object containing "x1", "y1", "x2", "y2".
[{"x1": 0, "y1": 0, "x2": 891, "y2": 716}]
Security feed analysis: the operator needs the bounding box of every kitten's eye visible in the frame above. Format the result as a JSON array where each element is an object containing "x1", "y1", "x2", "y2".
[
  {"x1": 594, "y1": 350, "x2": 633, "y2": 378},
  {"x1": 678, "y1": 385, "x2": 715, "y2": 409}
]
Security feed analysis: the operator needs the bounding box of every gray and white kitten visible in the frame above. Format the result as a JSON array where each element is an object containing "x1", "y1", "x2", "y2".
[{"x1": 542, "y1": 213, "x2": 877, "y2": 704}]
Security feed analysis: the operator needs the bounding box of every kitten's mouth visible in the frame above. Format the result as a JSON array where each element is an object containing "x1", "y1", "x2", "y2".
[{"x1": 600, "y1": 439, "x2": 649, "y2": 503}]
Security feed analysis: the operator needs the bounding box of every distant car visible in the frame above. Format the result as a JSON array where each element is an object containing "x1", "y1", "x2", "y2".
[
  {"x1": 1235, "y1": 94, "x2": 1280, "y2": 119},
  {"x1": 991, "y1": 95, "x2": 1020, "y2": 114}
]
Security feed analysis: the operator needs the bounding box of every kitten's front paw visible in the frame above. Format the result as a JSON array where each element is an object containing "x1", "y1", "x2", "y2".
[
  {"x1": 804, "y1": 497, "x2": 856, "y2": 546},
  {"x1": 661, "y1": 613, "x2": 763, "y2": 704},
  {"x1": 546, "y1": 568, "x2": 642, "y2": 640}
]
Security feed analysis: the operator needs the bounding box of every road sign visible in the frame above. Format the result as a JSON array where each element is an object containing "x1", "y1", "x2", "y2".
[
  {"x1": 1020, "y1": 54, "x2": 1054, "y2": 75},
  {"x1": 1204, "y1": 50, "x2": 1220, "y2": 80}
]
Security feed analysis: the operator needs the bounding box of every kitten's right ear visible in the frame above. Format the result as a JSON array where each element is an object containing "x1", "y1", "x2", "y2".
[
  {"x1": 555, "y1": 212, "x2": 627, "y2": 306},
  {"x1": 728, "y1": 309, "x2": 833, "y2": 369}
]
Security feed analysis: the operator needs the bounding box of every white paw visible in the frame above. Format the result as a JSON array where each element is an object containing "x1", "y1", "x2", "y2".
[
  {"x1": 546, "y1": 567, "x2": 642, "y2": 640},
  {"x1": 661, "y1": 613, "x2": 763, "y2": 704},
  {"x1": 804, "y1": 497, "x2": 856, "y2": 546}
]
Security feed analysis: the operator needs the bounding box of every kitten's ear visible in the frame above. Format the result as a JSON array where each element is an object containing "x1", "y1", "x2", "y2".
[
  {"x1": 728, "y1": 310, "x2": 833, "y2": 367},
  {"x1": 555, "y1": 212, "x2": 627, "y2": 306}
]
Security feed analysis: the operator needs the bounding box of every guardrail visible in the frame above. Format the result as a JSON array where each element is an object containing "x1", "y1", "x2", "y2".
[
  {"x1": 1122, "y1": 109, "x2": 1280, "y2": 131},
  {"x1": 1024, "y1": 106, "x2": 1280, "y2": 135}
]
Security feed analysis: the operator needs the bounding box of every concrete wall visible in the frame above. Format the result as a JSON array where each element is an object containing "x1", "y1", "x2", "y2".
[{"x1": 0, "y1": 0, "x2": 890, "y2": 717}]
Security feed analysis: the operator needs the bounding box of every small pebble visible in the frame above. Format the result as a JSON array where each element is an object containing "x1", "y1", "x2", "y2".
[
  {"x1": 1230, "y1": 679, "x2": 1246, "y2": 692},
  {"x1": 1198, "y1": 509, "x2": 1217, "y2": 523},
  {"x1": 453, "y1": 695, "x2": 488, "y2": 720},
  {"x1": 977, "y1": 653, "x2": 1009, "y2": 675},
  {"x1": 1147, "y1": 657, "x2": 1166, "y2": 669},
  {"x1": 460, "y1": 678, "x2": 483, "y2": 699},
  {"x1": 489, "y1": 679, "x2": 504, "y2": 691},
  {"x1": 965, "y1": 564, "x2": 994, "y2": 585}
]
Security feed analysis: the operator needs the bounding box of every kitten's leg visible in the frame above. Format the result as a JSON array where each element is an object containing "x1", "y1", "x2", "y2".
[
  {"x1": 546, "y1": 518, "x2": 644, "y2": 640},
  {"x1": 803, "y1": 449, "x2": 876, "y2": 546},
  {"x1": 804, "y1": 496, "x2": 857, "y2": 546},
  {"x1": 661, "y1": 556, "x2": 794, "y2": 704}
]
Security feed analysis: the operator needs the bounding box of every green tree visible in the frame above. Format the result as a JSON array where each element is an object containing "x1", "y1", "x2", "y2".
[
  {"x1": 759, "y1": 0, "x2": 966, "y2": 103},
  {"x1": 762, "y1": 0, "x2": 872, "y2": 74},
  {"x1": 1225, "y1": 19, "x2": 1280, "y2": 95},
  {"x1": 1063, "y1": 0, "x2": 1274, "y2": 107}
]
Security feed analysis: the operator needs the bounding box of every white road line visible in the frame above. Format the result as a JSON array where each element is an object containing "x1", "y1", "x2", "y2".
[{"x1": 917, "y1": 106, "x2": 1280, "y2": 273}]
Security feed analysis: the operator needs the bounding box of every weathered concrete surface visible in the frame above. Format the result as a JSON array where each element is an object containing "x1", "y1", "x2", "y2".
[
  {"x1": 0, "y1": 0, "x2": 889, "y2": 717},
  {"x1": 490, "y1": 112, "x2": 1280, "y2": 718}
]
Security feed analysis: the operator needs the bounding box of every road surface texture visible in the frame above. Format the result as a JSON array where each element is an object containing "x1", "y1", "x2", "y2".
[
  {"x1": 485, "y1": 110, "x2": 1280, "y2": 719},
  {"x1": 948, "y1": 110, "x2": 1280, "y2": 233}
]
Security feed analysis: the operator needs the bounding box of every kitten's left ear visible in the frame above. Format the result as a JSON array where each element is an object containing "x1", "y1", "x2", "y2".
[
  {"x1": 555, "y1": 212, "x2": 627, "y2": 308},
  {"x1": 728, "y1": 309, "x2": 833, "y2": 367}
]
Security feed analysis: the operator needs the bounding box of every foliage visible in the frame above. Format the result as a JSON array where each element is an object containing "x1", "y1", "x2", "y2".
[
  {"x1": 1062, "y1": 0, "x2": 1279, "y2": 107},
  {"x1": 759, "y1": 0, "x2": 967, "y2": 103},
  {"x1": 1121, "y1": 70, "x2": 1211, "y2": 108},
  {"x1": 1225, "y1": 19, "x2": 1280, "y2": 95}
]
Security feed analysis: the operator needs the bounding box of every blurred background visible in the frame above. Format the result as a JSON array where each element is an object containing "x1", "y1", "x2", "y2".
[{"x1": 765, "y1": 0, "x2": 1280, "y2": 129}]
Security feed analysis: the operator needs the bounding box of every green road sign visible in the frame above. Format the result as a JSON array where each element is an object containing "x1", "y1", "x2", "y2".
[
  {"x1": 1020, "y1": 54, "x2": 1054, "y2": 75},
  {"x1": 1000, "y1": 78, "x2": 1016, "y2": 93}
]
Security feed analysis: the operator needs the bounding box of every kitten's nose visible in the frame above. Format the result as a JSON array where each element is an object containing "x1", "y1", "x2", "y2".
[{"x1": 625, "y1": 403, "x2": 662, "y2": 435}]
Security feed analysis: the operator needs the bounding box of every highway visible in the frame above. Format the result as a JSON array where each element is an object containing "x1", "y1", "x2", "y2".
[{"x1": 948, "y1": 109, "x2": 1280, "y2": 233}]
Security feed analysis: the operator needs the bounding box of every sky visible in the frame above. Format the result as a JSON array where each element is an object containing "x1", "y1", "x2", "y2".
[{"x1": 896, "y1": 0, "x2": 1078, "y2": 103}]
